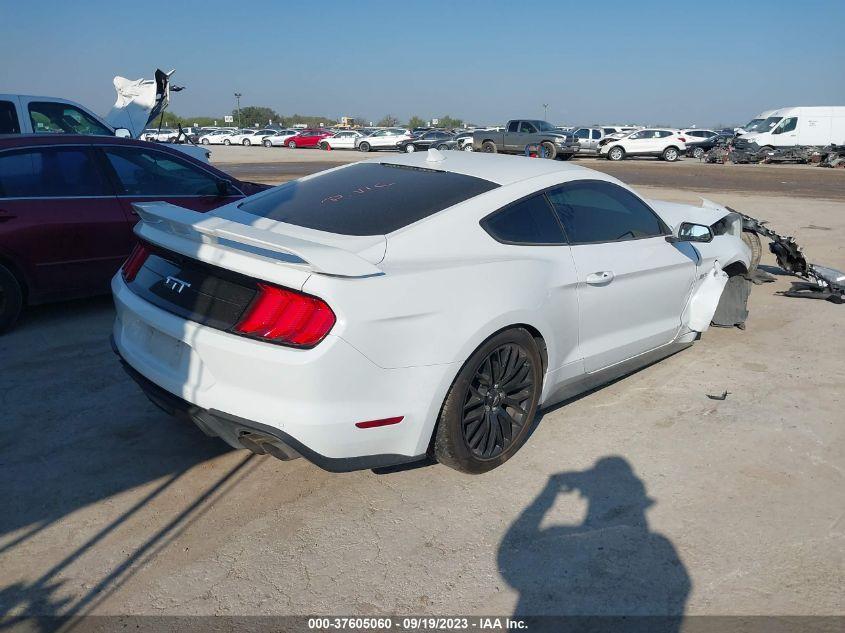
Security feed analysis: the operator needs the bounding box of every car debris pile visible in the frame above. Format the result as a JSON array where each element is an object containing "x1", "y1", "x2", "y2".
[
  {"x1": 704, "y1": 137, "x2": 844, "y2": 166},
  {"x1": 818, "y1": 144, "x2": 845, "y2": 168},
  {"x1": 739, "y1": 210, "x2": 845, "y2": 304}
]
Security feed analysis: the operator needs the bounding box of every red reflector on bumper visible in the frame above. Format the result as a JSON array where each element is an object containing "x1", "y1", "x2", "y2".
[{"x1": 355, "y1": 416, "x2": 404, "y2": 429}]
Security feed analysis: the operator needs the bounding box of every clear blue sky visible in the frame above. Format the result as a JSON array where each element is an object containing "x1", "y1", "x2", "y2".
[{"x1": 2, "y1": 0, "x2": 843, "y2": 127}]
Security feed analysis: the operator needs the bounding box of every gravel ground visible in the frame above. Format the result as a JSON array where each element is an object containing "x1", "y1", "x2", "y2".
[
  {"x1": 0, "y1": 160, "x2": 842, "y2": 622},
  {"x1": 209, "y1": 144, "x2": 845, "y2": 200}
]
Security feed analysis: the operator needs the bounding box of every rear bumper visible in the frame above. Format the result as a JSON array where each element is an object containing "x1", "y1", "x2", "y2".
[
  {"x1": 111, "y1": 275, "x2": 452, "y2": 471},
  {"x1": 112, "y1": 339, "x2": 424, "y2": 472}
]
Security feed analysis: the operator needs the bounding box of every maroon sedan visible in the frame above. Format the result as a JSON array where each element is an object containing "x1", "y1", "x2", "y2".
[
  {"x1": 285, "y1": 129, "x2": 333, "y2": 149},
  {"x1": 0, "y1": 134, "x2": 268, "y2": 332}
]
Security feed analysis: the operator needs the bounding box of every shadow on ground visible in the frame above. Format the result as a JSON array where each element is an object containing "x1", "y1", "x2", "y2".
[
  {"x1": 498, "y1": 456, "x2": 690, "y2": 632},
  {"x1": 1, "y1": 297, "x2": 249, "y2": 627}
]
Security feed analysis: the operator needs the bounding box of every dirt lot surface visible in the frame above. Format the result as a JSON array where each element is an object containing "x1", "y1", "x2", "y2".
[
  {"x1": 211, "y1": 145, "x2": 845, "y2": 200},
  {"x1": 1, "y1": 157, "x2": 843, "y2": 621}
]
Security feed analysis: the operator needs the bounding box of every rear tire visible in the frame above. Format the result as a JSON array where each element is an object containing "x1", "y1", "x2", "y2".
[
  {"x1": 263, "y1": 139, "x2": 272, "y2": 148},
  {"x1": 405, "y1": 144, "x2": 416, "y2": 152},
  {"x1": 693, "y1": 146, "x2": 705, "y2": 159},
  {"x1": 433, "y1": 328, "x2": 543, "y2": 474},
  {"x1": 481, "y1": 141, "x2": 497, "y2": 153},
  {"x1": 243, "y1": 139, "x2": 251, "y2": 146},
  {"x1": 288, "y1": 140, "x2": 297, "y2": 149},
  {"x1": 0, "y1": 264, "x2": 24, "y2": 334},
  {"x1": 201, "y1": 138, "x2": 209, "y2": 145}
]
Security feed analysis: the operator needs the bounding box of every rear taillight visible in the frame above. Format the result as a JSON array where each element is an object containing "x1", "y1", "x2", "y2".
[
  {"x1": 234, "y1": 283, "x2": 336, "y2": 347},
  {"x1": 121, "y1": 243, "x2": 150, "y2": 282},
  {"x1": 678, "y1": 137, "x2": 686, "y2": 142}
]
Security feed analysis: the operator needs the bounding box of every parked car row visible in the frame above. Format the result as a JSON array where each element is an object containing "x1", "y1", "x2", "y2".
[{"x1": 191, "y1": 126, "x2": 477, "y2": 153}]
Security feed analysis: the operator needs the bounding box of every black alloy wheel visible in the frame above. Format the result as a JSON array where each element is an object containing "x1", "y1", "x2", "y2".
[
  {"x1": 433, "y1": 327, "x2": 542, "y2": 473},
  {"x1": 462, "y1": 344, "x2": 534, "y2": 459}
]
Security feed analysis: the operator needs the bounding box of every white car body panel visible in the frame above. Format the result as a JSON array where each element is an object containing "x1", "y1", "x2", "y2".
[
  {"x1": 112, "y1": 152, "x2": 750, "y2": 469},
  {"x1": 356, "y1": 128, "x2": 412, "y2": 150},
  {"x1": 323, "y1": 130, "x2": 363, "y2": 149},
  {"x1": 264, "y1": 130, "x2": 299, "y2": 147},
  {"x1": 105, "y1": 71, "x2": 174, "y2": 139}
]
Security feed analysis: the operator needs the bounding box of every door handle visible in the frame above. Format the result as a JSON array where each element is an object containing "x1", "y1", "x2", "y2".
[{"x1": 585, "y1": 271, "x2": 614, "y2": 285}]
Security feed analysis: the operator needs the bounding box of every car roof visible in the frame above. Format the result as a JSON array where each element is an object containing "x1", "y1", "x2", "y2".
[
  {"x1": 0, "y1": 133, "x2": 232, "y2": 175},
  {"x1": 362, "y1": 150, "x2": 592, "y2": 186}
]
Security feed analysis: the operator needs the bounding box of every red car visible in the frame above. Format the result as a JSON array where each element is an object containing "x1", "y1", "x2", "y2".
[
  {"x1": 285, "y1": 129, "x2": 333, "y2": 149},
  {"x1": 0, "y1": 134, "x2": 268, "y2": 332}
]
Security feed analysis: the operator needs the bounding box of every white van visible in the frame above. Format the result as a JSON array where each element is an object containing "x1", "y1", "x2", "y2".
[{"x1": 741, "y1": 106, "x2": 845, "y2": 149}]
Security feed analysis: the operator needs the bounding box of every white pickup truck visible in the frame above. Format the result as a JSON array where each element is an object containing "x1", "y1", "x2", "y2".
[{"x1": 0, "y1": 70, "x2": 209, "y2": 162}]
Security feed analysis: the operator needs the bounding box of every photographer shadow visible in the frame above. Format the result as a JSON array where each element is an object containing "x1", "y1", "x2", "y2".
[{"x1": 497, "y1": 457, "x2": 690, "y2": 632}]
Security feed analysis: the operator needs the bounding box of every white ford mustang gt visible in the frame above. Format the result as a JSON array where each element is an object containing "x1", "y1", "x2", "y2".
[{"x1": 111, "y1": 150, "x2": 750, "y2": 474}]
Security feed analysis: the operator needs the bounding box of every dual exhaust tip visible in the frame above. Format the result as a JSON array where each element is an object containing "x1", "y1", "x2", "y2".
[{"x1": 237, "y1": 431, "x2": 301, "y2": 461}]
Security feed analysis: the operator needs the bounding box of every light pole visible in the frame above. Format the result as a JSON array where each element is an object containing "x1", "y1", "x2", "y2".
[
  {"x1": 543, "y1": 103, "x2": 549, "y2": 120},
  {"x1": 234, "y1": 92, "x2": 242, "y2": 128}
]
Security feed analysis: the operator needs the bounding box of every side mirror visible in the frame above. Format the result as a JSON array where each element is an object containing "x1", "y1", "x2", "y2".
[
  {"x1": 114, "y1": 128, "x2": 132, "y2": 138},
  {"x1": 216, "y1": 179, "x2": 232, "y2": 196},
  {"x1": 666, "y1": 222, "x2": 713, "y2": 244}
]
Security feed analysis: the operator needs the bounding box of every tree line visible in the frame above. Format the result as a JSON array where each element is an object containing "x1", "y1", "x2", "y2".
[{"x1": 151, "y1": 107, "x2": 467, "y2": 129}]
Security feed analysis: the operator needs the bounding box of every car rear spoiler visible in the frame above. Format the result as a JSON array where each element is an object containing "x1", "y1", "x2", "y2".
[{"x1": 132, "y1": 201, "x2": 383, "y2": 278}]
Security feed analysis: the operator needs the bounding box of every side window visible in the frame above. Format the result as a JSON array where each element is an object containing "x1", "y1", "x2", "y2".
[
  {"x1": 103, "y1": 147, "x2": 220, "y2": 196},
  {"x1": 28, "y1": 102, "x2": 113, "y2": 135},
  {"x1": 546, "y1": 181, "x2": 666, "y2": 244},
  {"x1": 575, "y1": 128, "x2": 589, "y2": 139},
  {"x1": 507, "y1": 121, "x2": 519, "y2": 133},
  {"x1": 0, "y1": 101, "x2": 21, "y2": 134},
  {"x1": 519, "y1": 122, "x2": 537, "y2": 133},
  {"x1": 0, "y1": 151, "x2": 35, "y2": 197},
  {"x1": 591, "y1": 129, "x2": 602, "y2": 139},
  {"x1": 775, "y1": 117, "x2": 797, "y2": 134},
  {"x1": 482, "y1": 194, "x2": 566, "y2": 245},
  {"x1": 0, "y1": 148, "x2": 109, "y2": 197}
]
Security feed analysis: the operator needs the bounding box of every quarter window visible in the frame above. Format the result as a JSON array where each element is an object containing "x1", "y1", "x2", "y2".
[
  {"x1": 482, "y1": 194, "x2": 566, "y2": 245},
  {"x1": 0, "y1": 100, "x2": 21, "y2": 134},
  {"x1": 103, "y1": 147, "x2": 220, "y2": 196},
  {"x1": 546, "y1": 180, "x2": 666, "y2": 244},
  {"x1": 28, "y1": 102, "x2": 113, "y2": 135}
]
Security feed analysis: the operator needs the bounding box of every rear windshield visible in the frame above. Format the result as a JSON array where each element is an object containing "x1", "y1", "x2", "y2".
[{"x1": 239, "y1": 162, "x2": 499, "y2": 235}]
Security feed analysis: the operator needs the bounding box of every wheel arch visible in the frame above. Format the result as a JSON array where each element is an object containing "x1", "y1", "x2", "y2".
[
  {"x1": 0, "y1": 252, "x2": 29, "y2": 304},
  {"x1": 423, "y1": 321, "x2": 550, "y2": 457}
]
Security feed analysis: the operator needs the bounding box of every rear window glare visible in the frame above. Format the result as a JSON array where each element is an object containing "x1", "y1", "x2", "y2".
[{"x1": 239, "y1": 162, "x2": 500, "y2": 236}]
